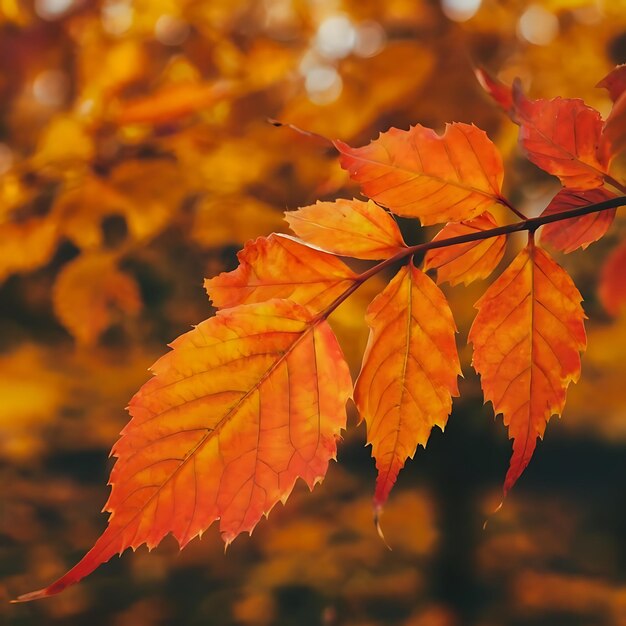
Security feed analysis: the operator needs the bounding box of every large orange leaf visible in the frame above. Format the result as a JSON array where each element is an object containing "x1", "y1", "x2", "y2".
[
  {"x1": 599, "y1": 241, "x2": 626, "y2": 317},
  {"x1": 478, "y1": 70, "x2": 610, "y2": 188},
  {"x1": 204, "y1": 234, "x2": 357, "y2": 311},
  {"x1": 469, "y1": 242, "x2": 586, "y2": 495},
  {"x1": 335, "y1": 123, "x2": 505, "y2": 225},
  {"x1": 284, "y1": 198, "x2": 406, "y2": 260},
  {"x1": 354, "y1": 263, "x2": 460, "y2": 509},
  {"x1": 423, "y1": 211, "x2": 506, "y2": 286},
  {"x1": 539, "y1": 188, "x2": 617, "y2": 253},
  {"x1": 16, "y1": 300, "x2": 352, "y2": 601}
]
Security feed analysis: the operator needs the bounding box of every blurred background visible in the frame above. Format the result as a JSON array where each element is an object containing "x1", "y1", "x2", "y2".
[{"x1": 1, "y1": 0, "x2": 626, "y2": 624}]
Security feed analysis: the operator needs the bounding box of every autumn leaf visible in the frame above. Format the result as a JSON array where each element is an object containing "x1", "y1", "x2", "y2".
[
  {"x1": 597, "y1": 64, "x2": 626, "y2": 103},
  {"x1": 599, "y1": 241, "x2": 626, "y2": 316},
  {"x1": 475, "y1": 68, "x2": 514, "y2": 112},
  {"x1": 0, "y1": 217, "x2": 58, "y2": 281},
  {"x1": 52, "y1": 254, "x2": 142, "y2": 346},
  {"x1": 354, "y1": 263, "x2": 460, "y2": 509},
  {"x1": 335, "y1": 122, "x2": 505, "y2": 225},
  {"x1": 539, "y1": 188, "x2": 617, "y2": 253},
  {"x1": 284, "y1": 198, "x2": 406, "y2": 260},
  {"x1": 112, "y1": 80, "x2": 235, "y2": 126},
  {"x1": 478, "y1": 71, "x2": 610, "y2": 188},
  {"x1": 204, "y1": 234, "x2": 357, "y2": 311},
  {"x1": 423, "y1": 211, "x2": 507, "y2": 286},
  {"x1": 15, "y1": 299, "x2": 352, "y2": 601},
  {"x1": 598, "y1": 65, "x2": 626, "y2": 157},
  {"x1": 469, "y1": 241, "x2": 586, "y2": 495}
]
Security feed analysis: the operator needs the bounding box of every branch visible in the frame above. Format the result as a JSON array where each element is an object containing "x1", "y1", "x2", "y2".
[{"x1": 317, "y1": 194, "x2": 626, "y2": 320}]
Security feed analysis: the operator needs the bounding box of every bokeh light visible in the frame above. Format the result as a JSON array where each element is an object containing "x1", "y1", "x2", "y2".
[
  {"x1": 441, "y1": 0, "x2": 482, "y2": 22},
  {"x1": 517, "y1": 5, "x2": 560, "y2": 46}
]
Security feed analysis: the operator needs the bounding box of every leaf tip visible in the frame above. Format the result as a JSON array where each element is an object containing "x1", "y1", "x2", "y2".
[
  {"x1": 373, "y1": 505, "x2": 392, "y2": 551},
  {"x1": 12, "y1": 589, "x2": 52, "y2": 603}
]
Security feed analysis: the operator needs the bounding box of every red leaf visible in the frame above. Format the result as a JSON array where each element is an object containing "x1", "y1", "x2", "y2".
[
  {"x1": 539, "y1": 188, "x2": 617, "y2": 253},
  {"x1": 475, "y1": 67, "x2": 514, "y2": 112},
  {"x1": 597, "y1": 64, "x2": 626, "y2": 103},
  {"x1": 477, "y1": 69, "x2": 611, "y2": 187},
  {"x1": 513, "y1": 86, "x2": 611, "y2": 188},
  {"x1": 599, "y1": 241, "x2": 626, "y2": 317}
]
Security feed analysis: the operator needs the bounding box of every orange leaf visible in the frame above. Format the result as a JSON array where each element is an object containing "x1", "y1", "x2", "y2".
[
  {"x1": 112, "y1": 80, "x2": 234, "y2": 126},
  {"x1": 599, "y1": 241, "x2": 626, "y2": 317},
  {"x1": 284, "y1": 198, "x2": 406, "y2": 260},
  {"x1": 204, "y1": 234, "x2": 357, "y2": 310},
  {"x1": 335, "y1": 123, "x2": 505, "y2": 225},
  {"x1": 423, "y1": 211, "x2": 506, "y2": 286},
  {"x1": 53, "y1": 254, "x2": 142, "y2": 346},
  {"x1": 355, "y1": 263, "x2": 460, "y2": 509},
  {"x1": 539, "y1": 188, "x2": 617, "y2": 253},
  {"x1": 597, "y1": 64, "x2": 626, "y2": 103},
  {"x1": 16, "y1": 299, "x2": 352, "y2": 601},
  {"x1": 478, "y1": 70, "x2": 610, "y2": 187},
  {"x1": 469, "y1": 242, "x2": 586, "y2": 495}
]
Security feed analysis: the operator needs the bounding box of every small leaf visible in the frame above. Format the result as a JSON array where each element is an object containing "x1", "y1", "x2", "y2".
[
  {"x1": 16, "y1": 299, "x2": 352, "y2": 601},
  {"x1": 355, "y1": 263, "x2": 460, "y2": 509},
  {"x1": 285, "y1": 198, "x2": 406, "y2": 260},
  {"x1": 599, "y1": 241, "x2": 626, "y2": 316},
  {"x1": 469, "y1": 242, "x2": 586, "y2": 495},
  {"x1": 53, "y1": 254, "x2": 142, "y2": 346},
  {"x1": 539, "y1": 188, "x2": 617, "y2": 253},
  {"x1": 335, "y1": 122, "x2": 505, "y2": 225},
  {"x1": 204, "y1": 234, "x2": 357, "y2": 311},
  {"x1": 423, "y1": 211, "x2": 506, "y2": 286}
]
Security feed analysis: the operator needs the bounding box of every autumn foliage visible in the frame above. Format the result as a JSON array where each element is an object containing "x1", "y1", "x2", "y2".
[{"x1": 9, "y1": 56, "x2": 626, "y2": 603}]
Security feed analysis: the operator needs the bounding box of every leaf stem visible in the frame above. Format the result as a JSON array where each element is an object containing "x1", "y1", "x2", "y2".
[
  {"x1": 498, "y1": 196, "x2": 529, "y2": 220},
  {"x1": 604, "y1": 174, "x2": 626, "y2": 196},
  {"x1": 317, "y1": 194, "x2": 626, "y2": 320}
]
